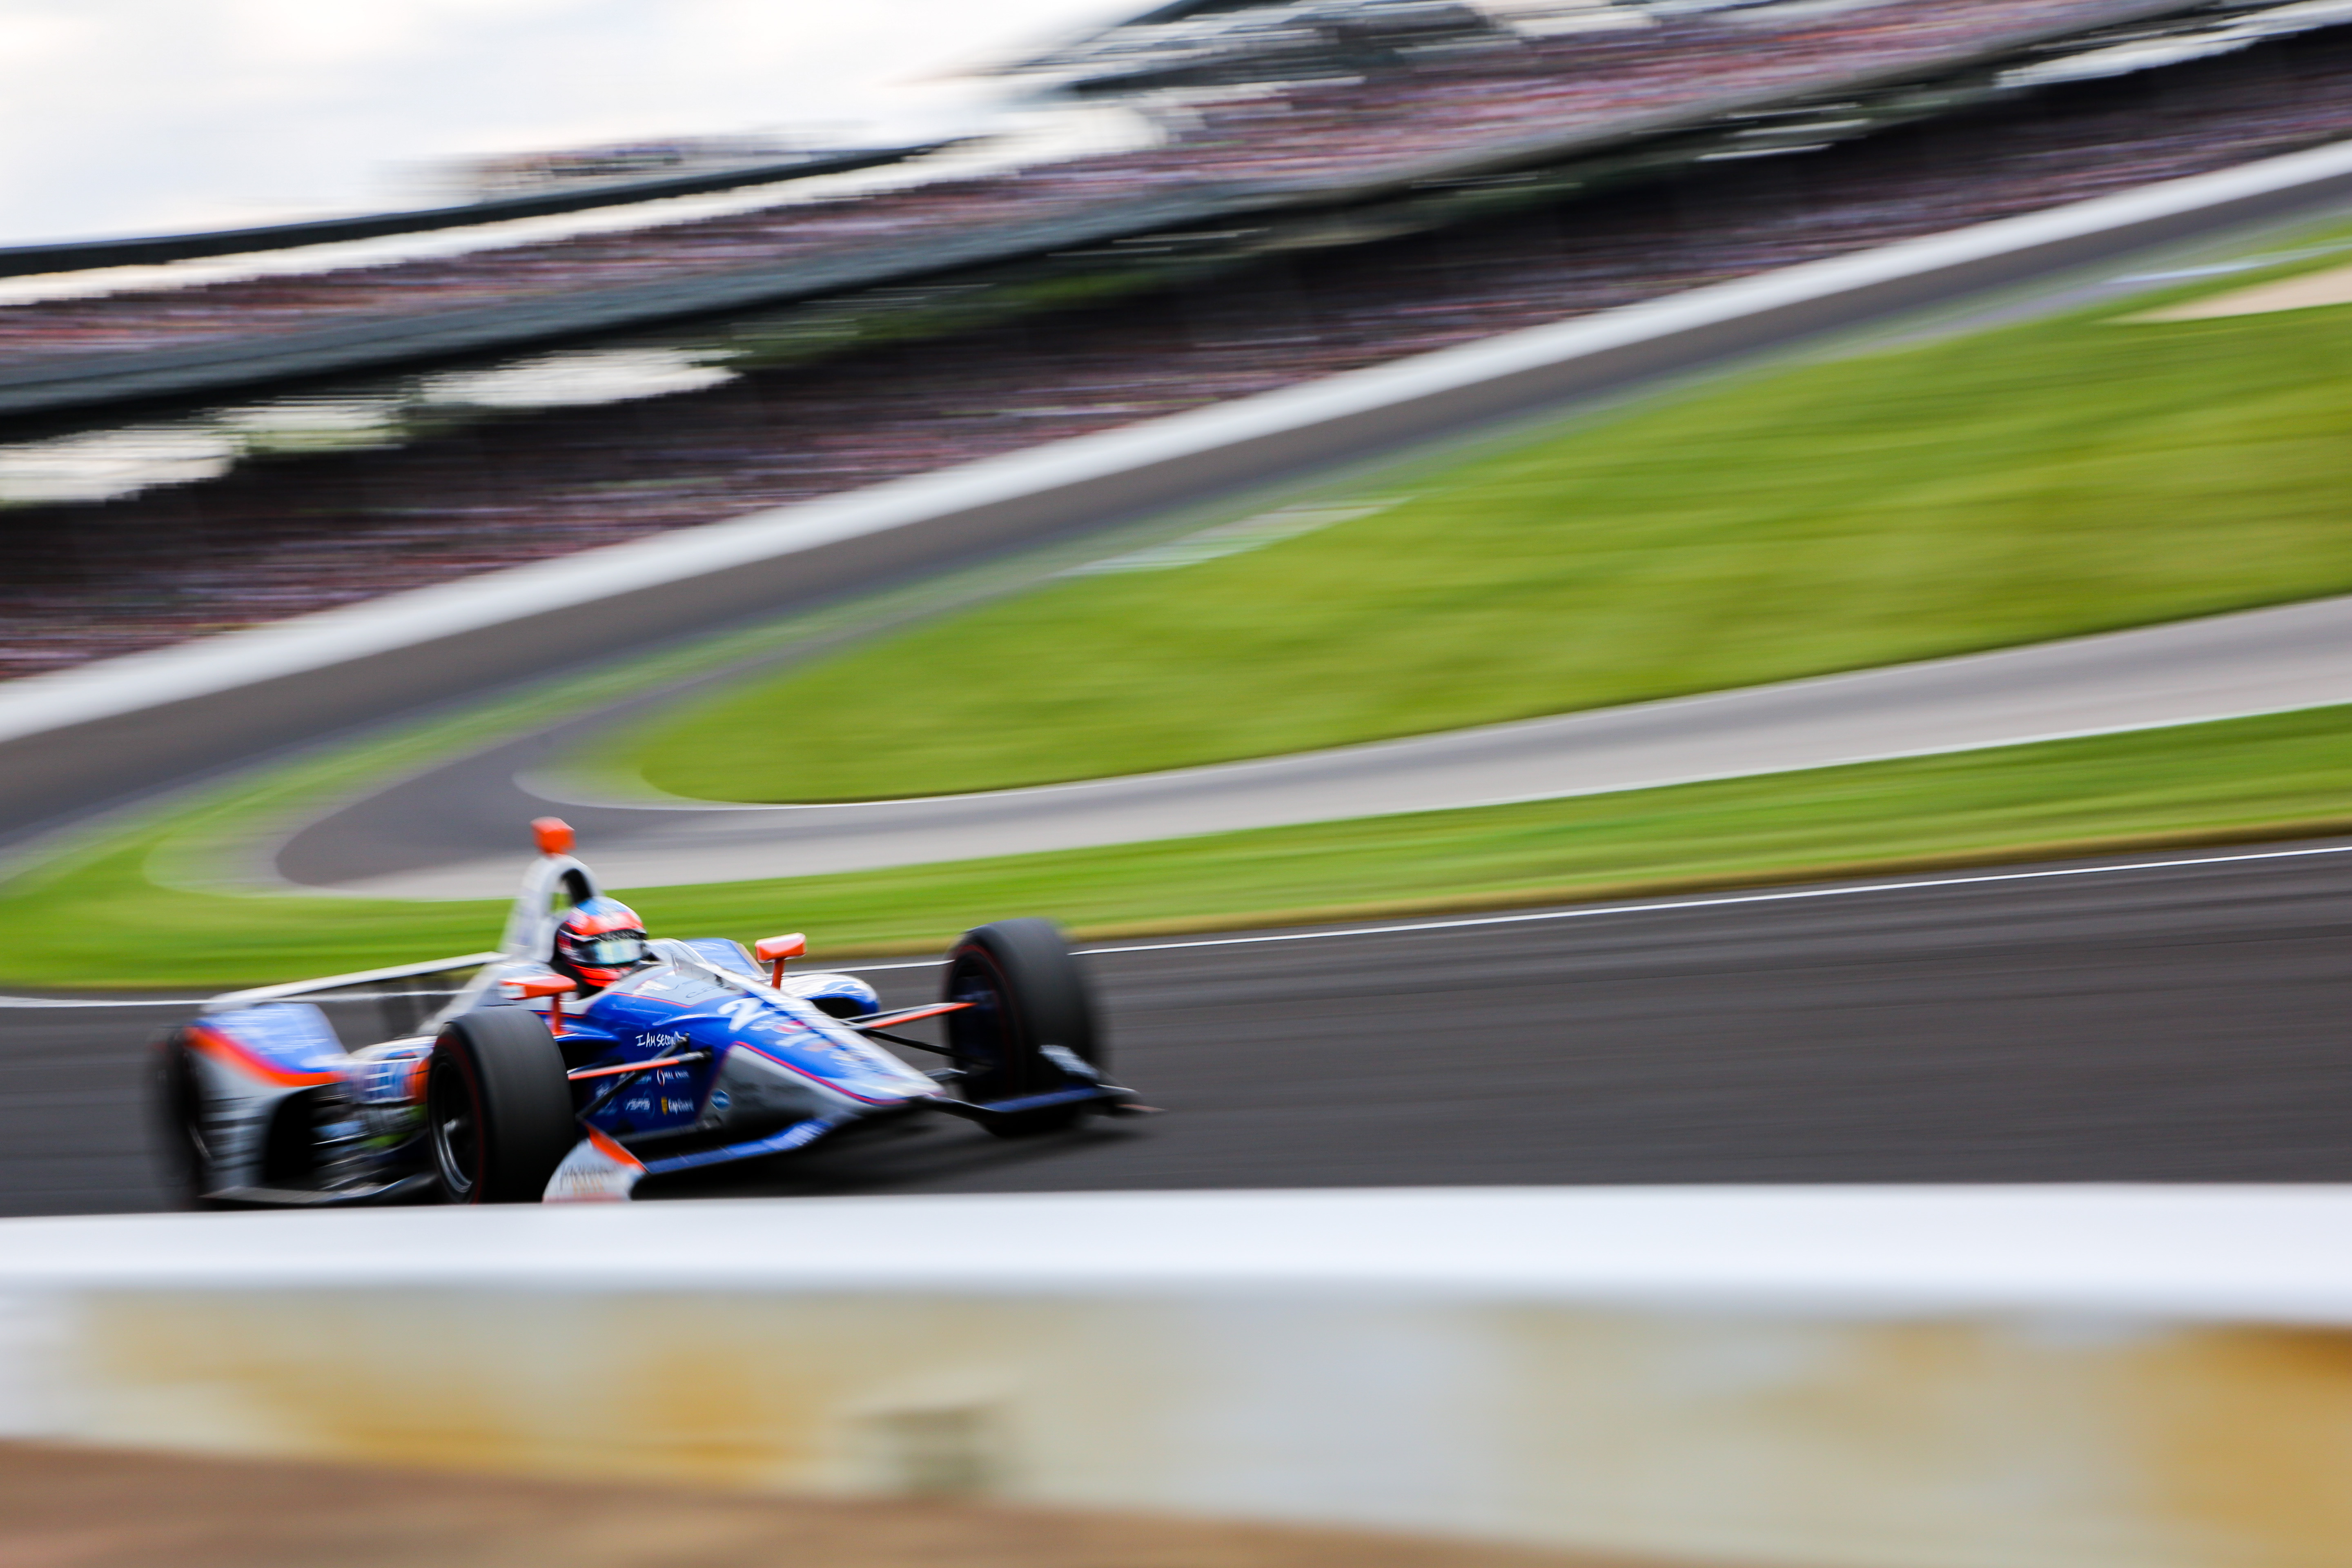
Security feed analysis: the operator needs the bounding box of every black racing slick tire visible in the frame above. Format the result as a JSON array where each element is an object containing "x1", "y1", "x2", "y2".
[
  {"x1": 149, "y1": 1026, "x2": 222, "y2": 1209},
  {"x1": 942, "y1": 918, "x2": 1104, "y2": 1132},
  {"x1": 427, "y1": 1008, "x2": 577, "y2": 1203}
]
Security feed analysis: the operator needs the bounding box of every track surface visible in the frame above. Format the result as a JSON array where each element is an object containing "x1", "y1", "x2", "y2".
[
  {"x1": 13, "y1": 840, "x2": 2350, "y2": 1217},
  {"x1": 287, "y1": 590, "x2": 2352, "y2": 897}
]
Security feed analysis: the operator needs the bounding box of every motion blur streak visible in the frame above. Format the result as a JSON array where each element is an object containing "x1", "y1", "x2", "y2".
[{"x1": 13, "y1": 16, "x2": 2352, "y2": 678}]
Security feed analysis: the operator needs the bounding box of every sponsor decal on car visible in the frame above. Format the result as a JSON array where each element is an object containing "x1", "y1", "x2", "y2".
[{"x1": 543, "y1": 1127, "x2": 646, "y2": 1203}]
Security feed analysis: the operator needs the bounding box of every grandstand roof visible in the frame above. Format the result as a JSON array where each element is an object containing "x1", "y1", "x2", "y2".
[{"x1": 994, "y1": 0, "x2": 1628, "y2": 96}]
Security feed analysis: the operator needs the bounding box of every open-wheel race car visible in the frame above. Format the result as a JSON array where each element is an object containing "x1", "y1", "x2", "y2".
[{"x1": 154, "y1": 819, "x2": 1144, "y2": 1205}]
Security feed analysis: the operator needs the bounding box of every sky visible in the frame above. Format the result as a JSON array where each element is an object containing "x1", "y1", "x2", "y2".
[{"x1": 0, "y1": 0, "x2": 1139, "y2": 245}]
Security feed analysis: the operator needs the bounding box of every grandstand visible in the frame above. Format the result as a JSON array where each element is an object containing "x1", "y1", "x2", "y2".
[
  {"x1": 0, "y1": 0, "x2": 2247, "y2": 416},
  {"x1": 995, "y1": 0, "x2": 1566, "y2": 98},
  {"x1": 7, "y1": 0, "x2": 2352, "y2": 679}
]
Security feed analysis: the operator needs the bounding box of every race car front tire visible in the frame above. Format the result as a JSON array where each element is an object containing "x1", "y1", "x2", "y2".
[
  {"x1": 942, "y1": 918, "x2": 1105, "y2": 1133},
  {"x1": 428, "y1": 1008, "x2": 577, "y2": 1203}
]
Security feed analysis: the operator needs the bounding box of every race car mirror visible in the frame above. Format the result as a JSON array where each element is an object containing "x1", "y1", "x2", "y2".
[
  {"x1": 755, "y1": 933, "x2": 807, "y2": 987},
  {"x1": 501, "y1": 972, "x2": 577, "y2": 1034},
  {"x1": 532, "y1": 816, "x2": 575, "y2": 856}
]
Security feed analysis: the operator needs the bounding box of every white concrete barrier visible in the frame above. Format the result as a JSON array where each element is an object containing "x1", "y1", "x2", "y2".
[{"x1": 5, "y1": 1186, "x2": 2351, "y2": 1568}]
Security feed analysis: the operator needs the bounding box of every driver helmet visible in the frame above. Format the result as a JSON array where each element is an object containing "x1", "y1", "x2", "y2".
[{"x1": 551, "y1": 897, "x2": 652, "y2": 991}]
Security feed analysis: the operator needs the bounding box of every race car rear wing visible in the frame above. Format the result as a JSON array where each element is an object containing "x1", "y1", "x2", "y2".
[
  {"x1": 204, "y1": 950, "x2": 503, "y2": 1045},
  {"x1": 204, "y1": 951, "x2": 504, "y2": 1012}
]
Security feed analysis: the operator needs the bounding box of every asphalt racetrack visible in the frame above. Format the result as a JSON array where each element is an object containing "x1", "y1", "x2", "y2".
[{"x1": 12, "y1": 839, "x2": 2350, "y2": 1217}]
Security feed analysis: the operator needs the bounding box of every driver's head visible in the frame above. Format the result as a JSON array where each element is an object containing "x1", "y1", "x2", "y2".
[{"x1": 551, "y1": 896, "x2": 651, "y2": 990}]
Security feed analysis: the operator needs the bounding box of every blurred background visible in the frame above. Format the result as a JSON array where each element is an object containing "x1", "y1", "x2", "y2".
[
  {"x1": 0, "y1": 0, "x2": 1147, "y2": 241},
  {"x1": 8, "y1": 1, "x2": 2352, "y2": 1564}
]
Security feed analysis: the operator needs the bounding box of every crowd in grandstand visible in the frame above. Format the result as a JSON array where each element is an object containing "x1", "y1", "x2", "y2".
[
  {"x1": 4, "y1": 16, "x2": 2352, "y2": 679},
  {"x1": 0, "y1": 0, "x2": 2201, "y2": 362}
]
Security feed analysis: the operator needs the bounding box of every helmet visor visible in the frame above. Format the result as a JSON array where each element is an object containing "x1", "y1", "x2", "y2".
[{"x1": 572, "y1": 932, "x2": 647, "y2": 967}]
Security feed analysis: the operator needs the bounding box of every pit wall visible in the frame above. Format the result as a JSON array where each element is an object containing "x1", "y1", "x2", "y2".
[{"x1": 3, "y1": 1187, "x2": 2349, "y2": 1568}]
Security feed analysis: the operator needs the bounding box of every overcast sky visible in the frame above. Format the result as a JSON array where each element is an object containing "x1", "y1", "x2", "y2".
[{"x1": 0, "y1": 0, "x2": 1138, "y2": 245}]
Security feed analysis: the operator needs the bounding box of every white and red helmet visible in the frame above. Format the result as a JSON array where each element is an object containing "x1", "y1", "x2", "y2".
[{"x1": 550, "y1": 896, "x2": 651, "y2": 989}]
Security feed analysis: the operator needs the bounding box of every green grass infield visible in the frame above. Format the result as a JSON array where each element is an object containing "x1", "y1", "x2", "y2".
[
  {"x1": 607, "y1": 238, "x2": 2352, "y2": 803},
  {"x1": 9, "y1": 704, "x2": 2350, "y2": 991}
]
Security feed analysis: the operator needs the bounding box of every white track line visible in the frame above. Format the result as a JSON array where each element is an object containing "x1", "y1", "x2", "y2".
[
  {"x1": 0, "y1": 995, "x2": 211, "y2": 1009},
  {"x1": 843, "y1": 838, "x2": 2352, "y2": 969},
  {"x1": 12, "y1": 836, "x2": 2348, "y2": 1007}
]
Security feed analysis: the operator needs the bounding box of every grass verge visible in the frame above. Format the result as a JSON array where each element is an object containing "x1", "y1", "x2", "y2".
[
  {"x1": 613, "y1": 242, "x2": 2352, "y2": 802},
  {"x1": 11, "y1": 704, "x2": 2351, "y2": 990}
]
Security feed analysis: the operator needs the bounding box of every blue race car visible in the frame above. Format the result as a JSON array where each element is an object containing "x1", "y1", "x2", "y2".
[{"x1": 154, "y1": 819, "x2": 1142, "y2": 1204}]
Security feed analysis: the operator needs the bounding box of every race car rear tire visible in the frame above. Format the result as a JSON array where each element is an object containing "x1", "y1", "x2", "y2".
[
  {"x1": 428, "y1": 1008, "x2": 576, "y2": 1203},
  {"x1": 942, "y1": 918, "x2": 1103, "y2": 1134},
  {"x1": 149, "y1": 1027, "x2": 224, "y2": 1210}
]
